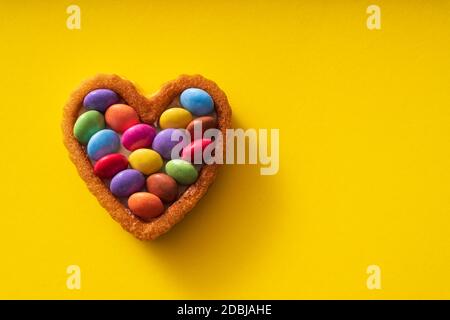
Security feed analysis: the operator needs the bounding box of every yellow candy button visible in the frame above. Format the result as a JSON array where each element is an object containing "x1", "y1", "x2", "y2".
[
  {"x1": 159, "y1": 108, "x2": 193, "y2": 129},
  {"x1": 128, "y1": 149, "x2": 163, "y2": 175}
]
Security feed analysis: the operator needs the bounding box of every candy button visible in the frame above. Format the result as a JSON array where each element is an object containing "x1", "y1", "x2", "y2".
[
  {"x1": 186, "y1": 116, "x2": 217, "y2": 140},
  {"x1": 73, "y1": 110, "x2": 105, "y2": 145},
  {"x1": 105, "y1": 104, "x2": 140, "y2": 133},
  {"x1": 83, "y1": 89, "x2": 120, "y2": 113},
  {"x1": 146, "y1": 173, "x2": 178, "y2": 203},
  {"x1": 152, "y1": 128, "x2": 188, "y2": 160},
  {"x1": 128, "y1": 192, "x2": 164, "y2": 221},
  {"x1": 180, "y1": 88, "x2": 214, "y2": 116},
  {"x1": 122, "y1": 124, "x2": 157, "y2": 151},
  {"x1": 128, "y1": 149, "x2": 163, "y2": 175},
  {"x1": 181, "y1": 139, "x2": 213, "y2": 163},
  {"x1": 159, "y1": 108, "x2": 193, "y2": 129},
  {"x1": 110, "y1": 169, "x2": 145, "y2": 197},
  {"x1": 165, "y1": 159, "x2": 198, "y2": 185},
  {"x1": 93, "y1": 153, "x2": 128, "y2": 179},
  {"x1": 87, "y1": 129, "x2": 120, "y2": 161}
]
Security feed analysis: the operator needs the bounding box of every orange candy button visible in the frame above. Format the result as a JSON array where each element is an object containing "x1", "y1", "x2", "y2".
[
  {"x1": 105, "y1": 104, "x2": 140, "y2": 133},
  {"x1": 128, "y1": 192, "x2": 164, "y2": 221}
]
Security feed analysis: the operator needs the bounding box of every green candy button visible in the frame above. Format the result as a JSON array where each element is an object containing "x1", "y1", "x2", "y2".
[
  {"x1": 165, "y1": 159, "x2": 198, "y2": 185},
  {"x1": 73, "y1": 110, "x2": 105, "y2": 145}
]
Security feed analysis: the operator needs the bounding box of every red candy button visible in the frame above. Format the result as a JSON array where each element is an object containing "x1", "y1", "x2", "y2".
[
  {"x1": 93, "y1": 153, "x2": 128, "y2": 179},
  {"x1": 181, "y1": 138, "x2": 213, "y2": 163}
]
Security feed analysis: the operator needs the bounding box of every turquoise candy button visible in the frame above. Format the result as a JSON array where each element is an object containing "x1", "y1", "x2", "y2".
[
  {"x1": 165, "y1": 159, "x2": 198, "y2": 185},
  {"x1": 180, "y1": 88, "x2": 214, "y2": 116},
  {"x1": 87, "y1": 129, "x2": 120, "y2": 161}
]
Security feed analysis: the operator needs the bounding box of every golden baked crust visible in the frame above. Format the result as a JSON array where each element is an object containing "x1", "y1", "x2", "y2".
[{"x1": 62, "y1": 74, "x2": 232, "y2": 240}]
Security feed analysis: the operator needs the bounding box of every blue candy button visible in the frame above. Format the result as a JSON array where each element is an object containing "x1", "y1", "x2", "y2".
[
  {"x1": 87, "y1": 129, "x2": 120, "y2": 161},
  {"x1": 180, "y1": 88, "x2": 214, "y2": 116}
]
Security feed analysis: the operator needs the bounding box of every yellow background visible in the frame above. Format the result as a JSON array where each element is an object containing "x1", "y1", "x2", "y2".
[{"x1": 0, "y1": 0, "x2": 449, "y2": 299}]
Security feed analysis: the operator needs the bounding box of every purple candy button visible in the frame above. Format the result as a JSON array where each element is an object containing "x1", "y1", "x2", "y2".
[
  {"x1": 83, "y1": 89, "x2": 120, "y2": 113},
  {"x1": 110, "y1": 169, "x2": 145, "y2": 198},
  {"x1": 152, "y1": 128, "x2": 188, "y2": 160}
]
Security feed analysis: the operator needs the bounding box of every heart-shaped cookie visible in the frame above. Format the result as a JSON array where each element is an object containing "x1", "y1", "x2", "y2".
[{"x1": 62, "y1": 74, "x2": 232, "y2": 240}]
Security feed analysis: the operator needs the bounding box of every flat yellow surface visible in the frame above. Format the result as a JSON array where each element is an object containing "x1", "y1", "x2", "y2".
[{"x1": 0, "y1": 0, "x2": 450, "y2": 299}]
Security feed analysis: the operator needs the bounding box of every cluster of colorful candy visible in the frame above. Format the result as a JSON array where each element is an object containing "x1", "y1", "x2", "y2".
[{"x1": 73, "y1": 87, "x2": 217, "y2": 221}]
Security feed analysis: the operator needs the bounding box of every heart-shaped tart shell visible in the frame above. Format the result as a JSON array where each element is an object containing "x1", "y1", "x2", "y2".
[{"x1": 62, "y1": 74, "x2": 232, "y2": 240}]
